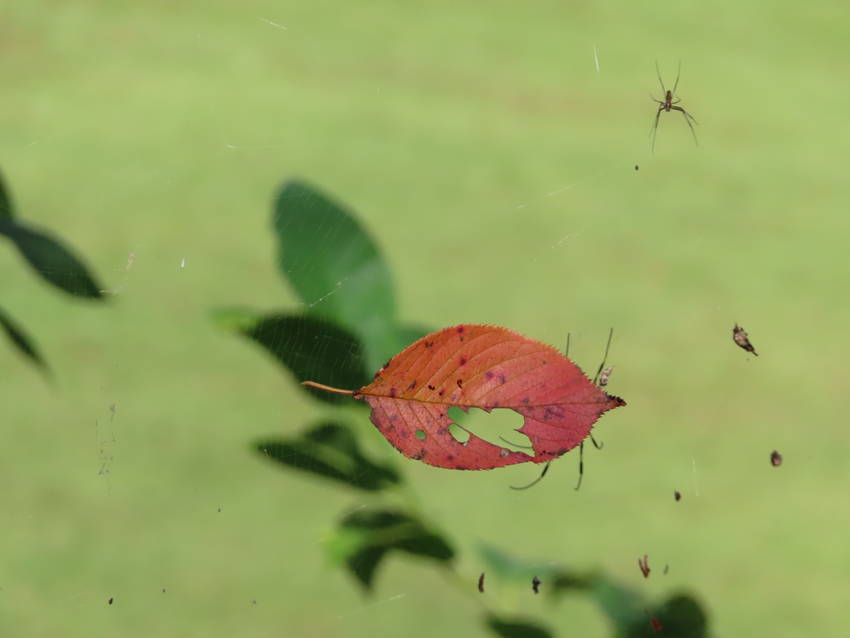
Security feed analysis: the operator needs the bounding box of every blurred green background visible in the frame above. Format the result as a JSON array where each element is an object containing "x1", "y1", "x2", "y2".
[{"x1": 3, "y1": 0, "x2": 849, "y2": 636}]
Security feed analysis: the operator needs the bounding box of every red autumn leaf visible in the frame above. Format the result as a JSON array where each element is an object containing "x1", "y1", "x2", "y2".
[{"x1": 306, "y1": 324, "x2": 625, "y2": 470}]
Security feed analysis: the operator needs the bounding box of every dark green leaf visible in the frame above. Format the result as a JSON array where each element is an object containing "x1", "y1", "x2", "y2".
[
  {"x1": 0, "y1": 220, "x2": 103, "y2": 299},
  {"x1": 255, "y1": 421, "x2": 400, "y2": 491},
  {"x1": 326, "y1": 507, "x2": 454, "y2": 591},
  {"x1": 212, "y1": 309, "x2": 370, "y2": 405},
  {"x1": 486, "y1": 615, "x2": 554, "y2": 638},
  {"x1": 0, "y1": 171, "x2": 14, "y2": 218},
  {"x1": 0, "y1": 306, "x2": 49, "y2": 374},
  {"x1": 272, "y1": 180, "x2": 396, "y2": 370},
  {"x1": 625, "y1": 593, "x2": 708, "y2": 638}
]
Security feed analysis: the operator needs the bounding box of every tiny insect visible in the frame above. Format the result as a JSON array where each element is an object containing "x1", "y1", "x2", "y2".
[
  {"x1": 651, "y1": 61, "x2": 698, "y2": 152},
  {"x1": 733, "y1": 323, "x2": 758, "y2": 356},
  {"x1": 674, "y1": 490, "x2": 682, "y2": 501},
  {"x1": 638, "y1": 554, "x2": 651, "y2": 578},
  {"x1": 532, "y1": 576, "x2": 541, "y2": 594}
]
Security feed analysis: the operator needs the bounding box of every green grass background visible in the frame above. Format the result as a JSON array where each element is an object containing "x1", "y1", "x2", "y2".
[{"x1": 3, "y1": 1, "x2": 850, "y2": 636}]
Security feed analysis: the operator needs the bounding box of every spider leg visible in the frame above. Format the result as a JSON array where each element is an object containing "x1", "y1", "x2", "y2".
[
  {"x1": 589, "y1": 433, "x2": 604, "y2": 450},
  {"x1": 510, "y1": 461, "x2": 550, "y2": 490},
  {"x1": 650, "y1": 106, "x2": 663, "y2": 153},
  {"x1": 672, "y1": 60, "x2": 682, "y2": 96},
  {"x1": 592, "y1": 327, "x2": 614, "y2": 385},
  {"x1": 574, "y1": 441, "x2": 585, "y2": 490},
  {"x1": 671, "y1": 105, "x2": 698, "y2": 145},
  {"x1": 655, "y1": 60, "x2": 666, "y2": 93}
]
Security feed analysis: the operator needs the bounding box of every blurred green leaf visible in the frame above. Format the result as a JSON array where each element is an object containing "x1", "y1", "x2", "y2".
[
  {"x1": 326, "y1": 507, "x2": 454, "y2": 591},
  {"x1": 212, "y1": 309, "x2": 370, "y2": 405},
  {"x1": 0, "y1": 220, "x2": 103, "y2": 299},
  {"x1": 485, "y1": 616, "x2": 554, "y2": 638},
  {"x1": 624, "y1": 593, "x2": 708, "y2": 638},
  {"x1": 589, "y1": 579, "x2": 646, "y2": 635},
  {"x1": 272, "y1": 180, "x2": 397, "y2": 370},
  {"x1": 478, "y1": 543, "x2": 564, "y2": 584},
  {"x1": 255, "y1": 421, "x2": 400, "y2": 491},
  {"x1": 0, "y1": 171, "x2": 13, "y2": 218},
  {"x1": 0, "y1": 306, "x2": 49, "y2": 374}
]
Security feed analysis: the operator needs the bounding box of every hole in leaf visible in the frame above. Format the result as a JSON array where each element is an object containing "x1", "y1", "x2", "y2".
[
  {"x1": 415, "y1": 429, "x2": 426, "y2": 440},
  {"x1": 446, "y1": 406, "x2": 529, "y2": 449},
  {"x1": 448, "y1": 423, "x2": 469, "y2": 444}
]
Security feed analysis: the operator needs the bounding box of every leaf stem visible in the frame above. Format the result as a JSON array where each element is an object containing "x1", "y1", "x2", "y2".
[{"x1": 301, "y1": 380, "x2": 354, "y2": 395}]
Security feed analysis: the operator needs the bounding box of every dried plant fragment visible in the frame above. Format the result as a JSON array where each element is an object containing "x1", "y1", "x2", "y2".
[
  {"x1": 638, "y1": 554, "x2": 651, "y2": 578},
  {"x1": 733, "y1": 323, "x2": 758, "y2": 356}
]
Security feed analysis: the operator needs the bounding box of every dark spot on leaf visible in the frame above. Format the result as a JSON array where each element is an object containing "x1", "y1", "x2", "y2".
[
  {"x1": 425, "y1": 341, "x2": 433, "y2": 348},
  {"x1": 447, "y1": 454, "x2": 454, "y2": 461},
  {"x1": 459, "y1": 356, "x2": 467, "y2": 366},
  {"x1": 457, "y1": 326, "x2": 465, "y2": 333},
  {"x1": 438, "y1": 389, "x2": 444, "y2": 396},
  {"x1": 485, "y1": 371, "x2": 494, "y2": 380},
  {"x1": 771, "y1": 450, "x2": 782, "y2": 466},
  {"x1": 428, "y1": 384, "x2": 435, "y2": 390},
  {"x1": 389, "y1": 387, "x2": 397, "y2": 398},
  {"x1": 456, "y1": 379, "x2": 463, "y2": 388},
  {"x1": 498, "y1": 374, "x2": 506, "y2": 384},
  {"x1": 521, "y1": 397, "x2": 530, "y2": 405},
  {"x1": 412, "y1": 449, "x2": 426, "y2": 460},
  {"x1": 532, "y1": 576, "x2": 541, "y2": 594},
  {"x1": 406, "y1": 380, "x2": 416, "y2": 391}
]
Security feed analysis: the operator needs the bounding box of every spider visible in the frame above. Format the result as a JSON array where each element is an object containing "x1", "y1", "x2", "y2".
[
  {"x1": 651, "y1": 61, "x2": 698, "y2": 152},
  {"x1": 507, "y1": 328, "x2": 614, "y2": 492}
]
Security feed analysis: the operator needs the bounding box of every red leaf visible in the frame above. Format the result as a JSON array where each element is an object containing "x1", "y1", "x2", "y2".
[{"x1": 345, "y1": 324, "x2": 625, "y2": 470}]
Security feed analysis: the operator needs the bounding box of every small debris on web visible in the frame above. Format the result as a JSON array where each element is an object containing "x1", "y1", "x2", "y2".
[
  {"x1": 674, "y1": 490, "x2": 682, "y2": 502},
  {"x1": 638, "y1": 554, "x2": 651, "y2": 578},
  {"x1": 531, "y1": 576, "x2": 541, "y2": 594},
  {"x1": 598, "y1": 366, "x2": 614, "y2": 387},
  {"x1": 663, "y1": 564, "x2": 669, "y2": 575},
  {"x1": 771, "y1": 450, "x2": 783, "y2": 467},
  {"x1": 733, "y1": 324, "x2": 758, "y2": 356},
  {"x1": 478, "y1": 572, "x2": 485, "y2": 593},
  {"x1": 108, "y1": 597, "x2": 114, "y2": 605}
]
